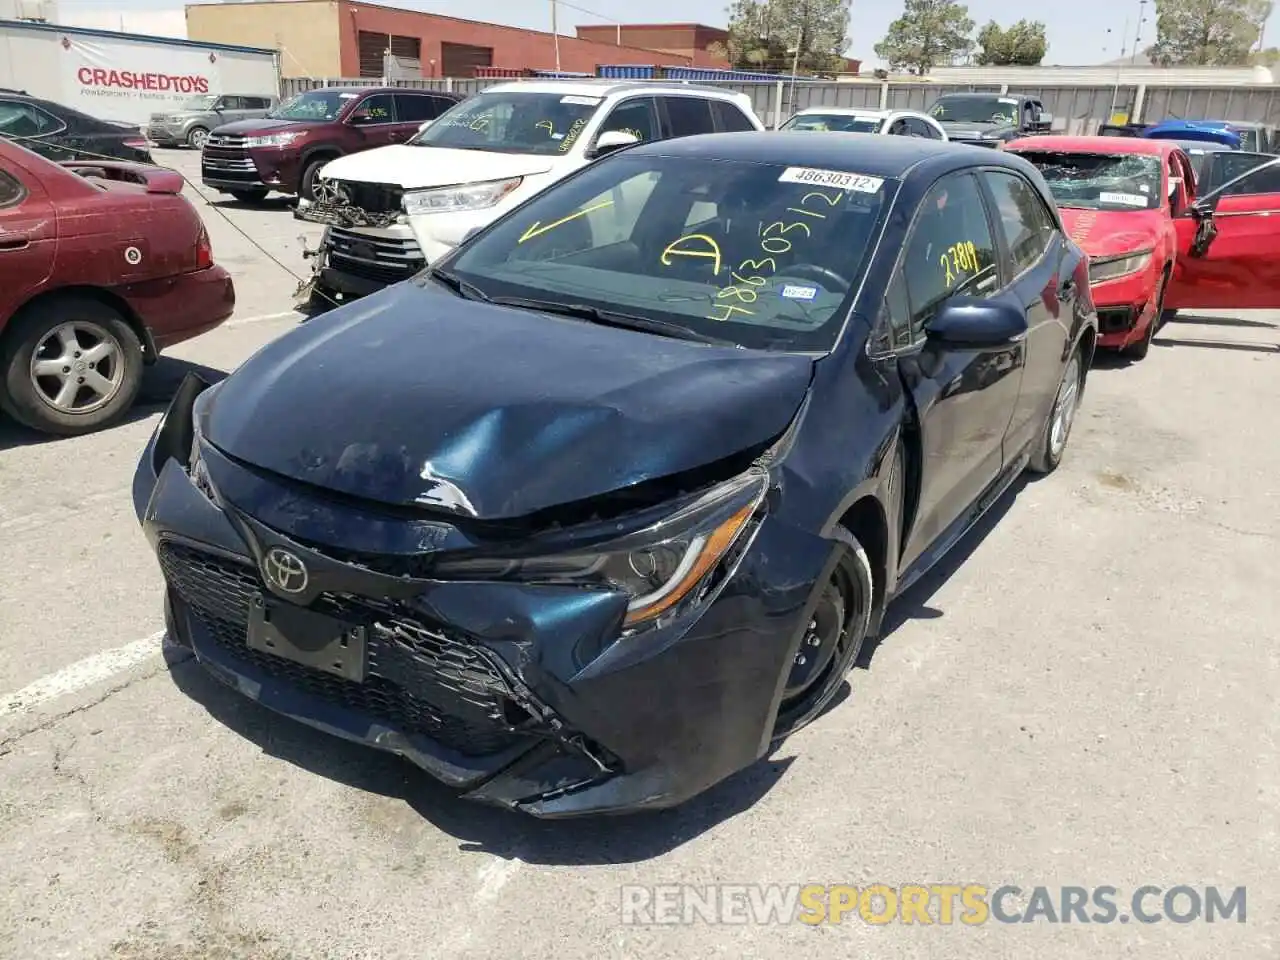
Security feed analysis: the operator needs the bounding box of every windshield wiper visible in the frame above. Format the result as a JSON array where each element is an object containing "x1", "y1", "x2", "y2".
[
  {"x1": 430, "y1": 268, "x2": 492, "y2": 302},
  {"x1": 489, "y1": 297, "x2": 735, "y2": 345}
]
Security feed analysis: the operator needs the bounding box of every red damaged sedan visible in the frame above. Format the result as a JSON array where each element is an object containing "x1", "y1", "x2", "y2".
[
  {"x1": 1005, "y1": 136, "x2": 1186, "y2": 359},
  {"x1": 0, "y1": 139, "x2": 234, "y2": 436}
]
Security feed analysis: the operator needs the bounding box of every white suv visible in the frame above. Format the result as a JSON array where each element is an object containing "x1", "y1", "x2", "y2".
[{"x1": 296, "y1": 80, "x2": 764, "y2": 308}]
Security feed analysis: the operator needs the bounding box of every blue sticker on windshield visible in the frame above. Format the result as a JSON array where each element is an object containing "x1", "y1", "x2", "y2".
[{"x1": 781, "y1": 284, "x2": 819, "y2": 301}]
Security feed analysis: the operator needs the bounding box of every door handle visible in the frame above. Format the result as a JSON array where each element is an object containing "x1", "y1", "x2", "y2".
[{"x1": 0, "y1": 235, "x2": 31, "y2": 251}]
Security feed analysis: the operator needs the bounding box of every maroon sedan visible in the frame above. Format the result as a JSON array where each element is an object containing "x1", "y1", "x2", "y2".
[{"x1": 0, "y1": 139, "x2": 234, "y2": 436}]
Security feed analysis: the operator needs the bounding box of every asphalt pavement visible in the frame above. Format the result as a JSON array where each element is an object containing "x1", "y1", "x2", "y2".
[{"x1": 0, "y1": 148, "x2": 1276, "y2": 960}]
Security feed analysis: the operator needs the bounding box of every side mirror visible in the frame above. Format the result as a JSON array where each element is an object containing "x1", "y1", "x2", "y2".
[
  {"x1": 925, "y1": 298, "x2": 1027, "y2": 347},
  {"x1": 1188, "y1": 202, "x2": 1219, "y2": 257},
  {"x1": 588, "y1": 130, "x2": 639, "y2": 159}
]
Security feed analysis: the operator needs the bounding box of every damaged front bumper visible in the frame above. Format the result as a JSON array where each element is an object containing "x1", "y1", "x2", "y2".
[{"x1": 134, "y1": 379, "x2": 834, "y2": 817}]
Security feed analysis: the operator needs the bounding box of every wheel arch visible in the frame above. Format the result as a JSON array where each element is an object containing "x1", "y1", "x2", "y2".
[{"x1": 3, "y1": 285, "x2": 156, "y2": 363}]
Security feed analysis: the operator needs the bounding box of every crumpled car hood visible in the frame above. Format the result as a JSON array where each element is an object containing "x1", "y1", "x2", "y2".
[
  {"x1": 1059, "y1": 207, "x2": 1163, "y2": 258},
  {"x1": 203, "y1": 283, "x2": 813, "y2": 520}
]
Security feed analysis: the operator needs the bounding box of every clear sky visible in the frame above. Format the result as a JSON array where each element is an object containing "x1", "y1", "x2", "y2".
[{"x1": 52, "y1": 0, "x2": 1280, "y2": 67}]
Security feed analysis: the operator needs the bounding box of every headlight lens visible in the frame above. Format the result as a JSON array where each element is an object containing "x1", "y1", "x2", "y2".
[
  {"x1": 1089, "y1": 250, "x2": 1152, "y2": 284},
  {"x1": 244, "y1": 132, "x2": 301, "y2": 148},
  {"x1": 433, "y1": 471, "x2": 768, "y2": 628},
  {"x1": 402, "y1": 177, "x2": 523, "y2": 216}
]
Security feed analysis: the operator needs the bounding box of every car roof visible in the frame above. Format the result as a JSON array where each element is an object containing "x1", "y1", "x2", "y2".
[
  {"x1": 795, "y1": 107, "x2": 891, "y2": 118},
  {"x1": 1005, "y1": 135, "x2": 1175, "y2": 156},
  {"x1": 630, "y1": 130, "x2": 1021, "y2": 179},
  {"x1": 481, "y1": 79, "x2": 748, "y2": 101},
  {"x1": 933, "y1": 91, "x2": 1023, "y2": 100},
  {"x1": 307, "y1": 85, "x2": 450, "y2": 96}
]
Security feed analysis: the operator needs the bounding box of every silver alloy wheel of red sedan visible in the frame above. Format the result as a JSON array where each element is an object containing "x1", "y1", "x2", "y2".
[{"x1": 29, "y1": 320, "x2": 126, "y2": 415}]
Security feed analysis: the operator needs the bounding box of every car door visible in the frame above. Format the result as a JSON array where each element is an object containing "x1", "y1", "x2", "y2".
[
  {"x1": 888, "y1": 171, "x2": 1026, "y2": 569},
  {"x1": 0, "y1": 160, "x2": 57, "y2": 323},
  {"x1": 1166, "y1": 157, "x2": 1280, "y2": 310},
  {"x1": 347, "y1": 92, "x2": 402, "y2": 147},
  {"x1": 978, "y1": 167, "x2": 1069, "y2": 458}
]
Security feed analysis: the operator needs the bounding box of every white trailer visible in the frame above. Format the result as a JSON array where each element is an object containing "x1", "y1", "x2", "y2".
[{"x1": 0, "y1": 18, "x2": 280, "y2": 126}]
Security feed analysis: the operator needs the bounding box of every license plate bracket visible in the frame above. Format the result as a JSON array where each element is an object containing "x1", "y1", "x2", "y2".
[{"x1": 246, "y1": 593, "x2": 367, "y2": 682}]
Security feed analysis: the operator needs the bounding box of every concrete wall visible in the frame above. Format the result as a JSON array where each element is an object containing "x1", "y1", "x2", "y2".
[{"x1": 186, "y1": 0, "x2": 342, "y2": 78}]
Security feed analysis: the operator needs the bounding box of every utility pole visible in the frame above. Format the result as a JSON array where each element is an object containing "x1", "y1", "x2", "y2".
[
  {"x1": 1131, "y1": 0, "x2": 1146, "y2": 64},
  {"x1": 551, "y1": 0, "x2": 561, "y2": 73}
]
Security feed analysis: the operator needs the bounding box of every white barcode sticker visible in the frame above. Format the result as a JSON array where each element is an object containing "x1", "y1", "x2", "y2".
[
  {"x1": 561, "y1": 95, "x2": 601, "y2": 105},
  {"x1": 777, "y1": 167, "x2": 884, "y2": 193},
  {"x1": 1099, "y1": 191, "x2": 1148, "y2": 207}
]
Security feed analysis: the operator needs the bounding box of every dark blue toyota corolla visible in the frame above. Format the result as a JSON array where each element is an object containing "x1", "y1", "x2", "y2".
[{"x1": 134, "y1": 133, "x2": 1097, "y2": 817}]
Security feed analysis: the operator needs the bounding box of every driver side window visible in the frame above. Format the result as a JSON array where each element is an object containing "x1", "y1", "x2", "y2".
[
  {"x1": 900, "y1": 173, "x2": 999, "y2": 337},
  {"x1": 596, "y1": 97, "x2": 657, "y2": 145}
]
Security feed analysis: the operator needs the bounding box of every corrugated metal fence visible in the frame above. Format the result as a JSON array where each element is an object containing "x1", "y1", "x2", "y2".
[{"x1": 280, "y1": 76, "x2": 1280, "y2": 128}]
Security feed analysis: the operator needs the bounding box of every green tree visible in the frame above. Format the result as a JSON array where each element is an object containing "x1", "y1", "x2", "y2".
[
  {"x1": 975, "y1": 19, "x2": 1048, "y2": 65},
  {"x1": 875, "y1": 0, "x2": 976, "y2": 75},
  {"x1": 1145, "y1": 0, "x2": 1271, "y2": 64},
  {"x1": 723, "y1": 0, "x2": 852, "y2": 73}
]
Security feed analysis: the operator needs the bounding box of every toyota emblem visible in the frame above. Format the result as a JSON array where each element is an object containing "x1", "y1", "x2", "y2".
[{"x1": 263, "y1": 547, "x2": 309, "y2": 595}]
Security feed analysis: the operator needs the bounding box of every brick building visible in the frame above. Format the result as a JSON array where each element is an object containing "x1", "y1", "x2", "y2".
[
  {"x1": 575, "y1": 22, "x2": 729, "y2": 66},
  {"x1": 185, "y1": 0, "x2": 722, "y2": 79}
]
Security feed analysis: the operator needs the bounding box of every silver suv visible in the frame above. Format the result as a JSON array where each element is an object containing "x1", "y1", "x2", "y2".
[{"x1": 145, "y1": 94, "x2": 278, "y2": 149}]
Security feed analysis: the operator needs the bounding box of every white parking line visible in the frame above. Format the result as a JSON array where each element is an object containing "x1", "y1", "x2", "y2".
[
  {"x1": 225, "y1": 310, "x2": 302, "y2": 329},
  {"x1": 0, "y1": 632, "x2": 165, "y2": 720}
]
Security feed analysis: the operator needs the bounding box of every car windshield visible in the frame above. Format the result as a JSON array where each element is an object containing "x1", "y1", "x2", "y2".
[
  {"x1": 930, "y1": 96, "x2": 1018, "y2": 124},
  {"x1": 437, "y1": 153, "x2": 894, "y2": 352},
  {"x1": 1014, "y1": 151, "x2": 1162, "y2": 211},
  {"x1": 782, "y1": 113, "x2": 881, "y2": 133},
  {"x1": 410, "y1": 90, "x2": 604, "y2": 154},
  {"x1": 268, "y1": 90, "x2": 353, "y2": 121},
  {"x1": 179, "y1": 95, "x2": 218, "y2": 111}
]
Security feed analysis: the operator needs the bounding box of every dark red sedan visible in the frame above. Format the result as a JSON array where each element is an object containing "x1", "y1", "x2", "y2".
[{"x1": 0, "y1": 138, "x2": 234, "y2": 436}]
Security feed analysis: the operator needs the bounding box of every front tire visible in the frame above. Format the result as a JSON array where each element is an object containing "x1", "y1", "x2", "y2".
[
  {"x1": 0, "y1": 297, "x2": 144, "y2": 436},
  {"x1": 186, "y1": 126, "x2": 209, "y2": 150},
  {"x1": 298, "y1": 158, "x2": 332, "y2": 201},
  {"x1": 1027, "y1": 345, "x2": 1085, "y2": 475},
  {"x1": 772, "y1": 535, "x2": 874, "y2": 740}
]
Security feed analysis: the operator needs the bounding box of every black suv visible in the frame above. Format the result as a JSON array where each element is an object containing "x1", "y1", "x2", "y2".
[{"x1": 0, "y1": 89, "x2": 153, "y2": 164}]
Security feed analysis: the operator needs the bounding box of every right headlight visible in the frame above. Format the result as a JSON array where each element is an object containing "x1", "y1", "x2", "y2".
[
  {"x1": 432, "y1": 470, "x2": 769, "y2": 629},
  {"x1": 1089, "y1": 250, "x2": 1153, "y2": 284}
]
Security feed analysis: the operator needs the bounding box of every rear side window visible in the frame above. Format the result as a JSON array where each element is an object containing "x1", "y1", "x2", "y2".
[
  {"x1": 900, "y1": 172, "x2": 1000, "y2": 336},
  {"x1": 0, "y1": 170, "x2": 24, "y2": 207},
  {"x1": 395, "y1": 94, "x2": 441, "y2": 122},
  {"x1": 907, "y1": 117, "x2": 941, "y2": 139},
  {"x1": 662, "y1": 96, "x2": 715, "y2": 138},
  {"x1": 1217, "y1": 155, "x2": 1280, "y2": 196},
  {"x1": 711, "y1": 100, "x2": 756, "y2": 132},
  {"x1": 982, "y1": 170, "x2": 1056, "y2": 276},
  {"x1": 0, "y1": 100, "x2": 63, "y2": 137},
  {"x1": 431, "y1": 96, "x2": 459, "y2": 116}
]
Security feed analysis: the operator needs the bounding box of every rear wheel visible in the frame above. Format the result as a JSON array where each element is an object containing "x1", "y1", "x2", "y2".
[
  {"x1": 1027, "y1": 346, "x2": 1084, "y2": 475},
  {"x1": 772, "y1": 536, "x2": 874, "y2": 740},
  {"x1": 228, "y1": 188, "x2": 269, "y2": 205},
  {"x1": 0, "y1": 297, "x2": 143, "y2": 436},
  {"x1": 186, "y1": 126, "x2": 209, "y2": 149}
]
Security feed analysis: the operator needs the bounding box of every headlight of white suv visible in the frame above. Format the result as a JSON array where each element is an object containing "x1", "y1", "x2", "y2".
[
  {"x1": 402, "y1": 177, "x2": 523, "y2": 215},
  {"x1": 1089, "y1": 250, "x2": 1153, "y2": 284},
  {"x1": 243, "y1": 132, "x2": 302, "y2": 148}
]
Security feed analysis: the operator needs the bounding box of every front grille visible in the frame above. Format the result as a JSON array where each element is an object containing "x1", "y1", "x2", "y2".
[
  {"x1": 328, "y1": 226, "x2": 425, "y2": 285},
  {"x1": 205, "y1": 133, "x2": 248, "y2": 149},
  {"x1": 202, "y1": 155, "x2": 257, "y2": 173},
  {"x1": 332, "y1": 179, "x2": 404, "y2": 214},
  {"x1": 158, "y1": 540, "x2": 530, "y2": 755}
]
